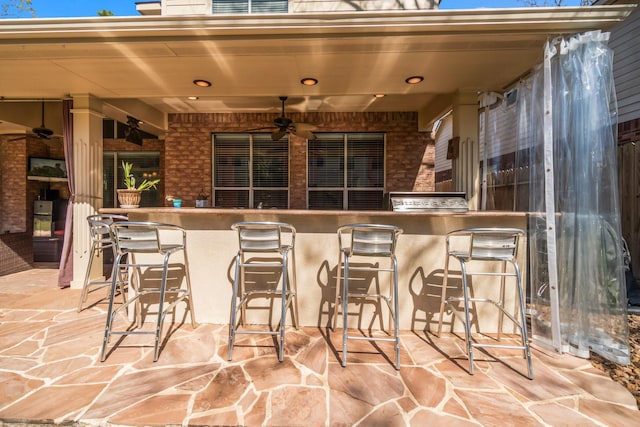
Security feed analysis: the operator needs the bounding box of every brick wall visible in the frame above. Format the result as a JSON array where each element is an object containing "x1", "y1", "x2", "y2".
[{"x1": 166, "y1": 111, "x2": 434, "y2": 207}]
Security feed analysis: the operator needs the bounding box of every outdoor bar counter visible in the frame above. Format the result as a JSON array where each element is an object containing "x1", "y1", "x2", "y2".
[{"x1": 99, "y1": 207, "x2": 527, "y2": 333}]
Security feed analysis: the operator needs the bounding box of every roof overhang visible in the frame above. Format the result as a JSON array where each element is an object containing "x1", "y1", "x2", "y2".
[{"x1": 0, "y1": 5, "x2": 635, "y2": 135}]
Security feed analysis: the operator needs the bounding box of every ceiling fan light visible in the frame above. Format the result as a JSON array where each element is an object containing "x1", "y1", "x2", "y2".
[
  {"x1": 405, "y1": 76, "x2": 424, "y2": 84},
  {"x1": 301, "y1": 77, "x2": 318, "y2": 86},
  {"x1": 193, "y1": 79, "x2": 212, "y2": 87}
]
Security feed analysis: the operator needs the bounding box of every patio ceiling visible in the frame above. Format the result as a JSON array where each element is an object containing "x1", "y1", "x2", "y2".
[{"x1": 0, "y1": 5, "x2": 635, "y2": 135}]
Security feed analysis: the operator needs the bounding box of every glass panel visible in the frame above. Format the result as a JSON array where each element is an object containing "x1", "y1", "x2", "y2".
[
  {"x1": 213, "y1": 0, "x2": 249, "y2": 14},
  {"x1": 348, "y1": 190, "x2": 384, "y2": 210},
  {"x1": 252, "y1": 0, "x2": 288, "y2": 13},
  {"x1": 347, "y1": 133, "x2": 384, "y2": 188},
  {"x1": 215, "y1": 190, "x2": 249, "y2": 208},
  {"x1": 214, "y1": 134, "x2": 250, "y2": 187},
  {"x1": 308, "y1": 190, "x2": 343, "y2": 210},
  {"x1": 254, "y1": 190, "x2": 288, "y2": 209},
  {"x1": 308, "y1": 134, "x2": 344, "y2": 188},
  {"x1": 253, "y1": 135, "x2": 288, "y2": 188},
  {"x1": 103, "y1": 152, "x2": 115, "y2": 208},
  {"x1": 116, "y1": 152, "x2": 161, "y2": 207}
]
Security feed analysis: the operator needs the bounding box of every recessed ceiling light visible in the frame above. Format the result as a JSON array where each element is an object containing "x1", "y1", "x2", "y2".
[
  {"x1": 187, "y1": 96, "x2": 199, "y2": 100},
  {"x1": 301, "y1": 77, "x2": 318, "y2": 86},
  {"x1": 405, "y1": 76, "x2": 424, "y2": 84},
  {"x1": 193, "y1": 79, "x2": 212, "y2": 87},
  {"x1": 373, "y1": 94, "x2": 385, "y2": 98}
]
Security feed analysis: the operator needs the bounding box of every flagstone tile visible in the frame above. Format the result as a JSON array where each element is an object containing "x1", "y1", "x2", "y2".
[
  {"x1": 0, "y1": 339, "x2": 40, "y2": 356},
  {"x1": 330, "y1": 388, "x2": 375, "y2": 426},
  {"x1": 270, "y1": 386, "x2": 326, "y2": 427},
  {"x1": 244, "y1": 356, "x2": 302, "y2": 390},
  {"x1": 82, "y1": 364, "x2": 218, "y2": 419},
  {"x1": 189, "y1": 409, "x2": 240, "y2": 426},
  {"x1": 26, "y1": 356, "x2": 94, "y2": 380},
  {"x1": 557, "y1": 368, "x2": 638, "y2": 407},
  {"x1": 0, "y1": 384, "x2": 105, "y2": 421},
  {"x1": 242, "y1": 392, "x2": 268, "y2": 426},
  {"x1": 577, "y1": 398, "x2": 640, "y2": 426},
  {"x1": 529, "y1": 402, "x2": 600, "y2": 426},
  {"x1": 455, "y1": 389, "x2": 544, "y2": 426},
  {"x1": 53, "y1": 365, "x2": 124, "y2": 385},
  {"x1": 296, "y1": 334, "x2": 327, "y2": 375},
  {"x1": 410, "y1": 409, "x2": 479, "y2": 427},
  {"x1": 359, "y1": 401, "x2": 406, "y2": 426},
  {"x1": 109, "y1": 394, "x2": 191, "y2": 425},
  {"x1": 0, "y1": 372, "x2": 45, "y2": 409},
  {"x1": 328, "y1": 363, "x2": 404, "y2": 406},
  {"x1": 0, "y1": 356, "x2": 40, "y2": 371},
  {"x1": 192, "y1": 365, "x2": 249, "y2": 412},
  {"x1": 400, "y1": 366, "x2": 447, "y2": 408}
]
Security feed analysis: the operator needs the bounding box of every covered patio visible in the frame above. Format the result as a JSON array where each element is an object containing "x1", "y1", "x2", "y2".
[{"x1": 0, "y1": 268, "x2": 638, "y2": 426}]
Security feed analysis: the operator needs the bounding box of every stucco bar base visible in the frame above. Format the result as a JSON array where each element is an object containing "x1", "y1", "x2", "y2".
[{"x1": 99, "y1": 208, "x2": 527, "y2": 334}]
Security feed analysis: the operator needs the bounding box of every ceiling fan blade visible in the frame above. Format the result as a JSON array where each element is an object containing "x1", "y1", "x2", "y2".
[
  {"x1": 291, "y1": 122, "x2": 317, "y2": 140},
  {"x1": 292, "y1": 129, "x2": 316, "y2": 140},
  {"x1": 245, "y1": 126, "x2": 276, "y2": 132},
  {"x1": 272, "y1": 129, "x2": 287, "y2": 141}
]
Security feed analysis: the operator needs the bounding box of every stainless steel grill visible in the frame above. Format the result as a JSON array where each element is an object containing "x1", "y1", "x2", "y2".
[{"x1": 384, "y1": 192, "x2": 468, "y2": 213}]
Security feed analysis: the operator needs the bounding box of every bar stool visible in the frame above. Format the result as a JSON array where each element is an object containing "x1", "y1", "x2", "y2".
[
  {"x1": 78, "y1": 214, "x2": 128, "y2": 312},
  {"x1": 100, "y1": 221, "x2": 196, "y2": 362},
  {"x1": 436, "y1": 227, "x2": 533, "y2": 379},
  {"x1": 333, "y1": 223, "x2": 403, "y2": 370},
  {"x1": 228, "y1": 221, "x2": 298, "y2": 362}
]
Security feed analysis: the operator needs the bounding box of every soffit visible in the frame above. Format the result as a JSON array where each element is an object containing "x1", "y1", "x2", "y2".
[{"x1": 0, "y1": 5, "x2": 635, "y2": 132}]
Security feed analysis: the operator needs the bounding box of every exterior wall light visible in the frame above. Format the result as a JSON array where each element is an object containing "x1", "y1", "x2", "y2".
[
  {"x1": 373, "y1": 94, "x2": 386, "y2": 98},
  {"x1": 193, "y1": 79, "x2": 212, "y2": 87},
  {"x1": 405, "y1": 76, "x2": 424, "y2": 84},
  {"x1": 301, "y1": 78, "x2": 318, "y2": 86}
]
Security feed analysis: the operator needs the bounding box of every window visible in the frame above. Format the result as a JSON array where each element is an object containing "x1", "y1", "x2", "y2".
[
  {"x1": 213, "y1": 133, "x2": 289, "y2": 208},
  {"x1": 308, "y1": 133, "x2": 385, "y2": 210},
  {"x1": 103, "y1": 151, "x2": 161, "y2": 208},
  {"x1": 212, "y1": 0, "x2": 288, "y2": 14}
]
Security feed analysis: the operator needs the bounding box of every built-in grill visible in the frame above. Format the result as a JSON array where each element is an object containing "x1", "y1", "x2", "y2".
[{"x1": 384, "y1": 192, "x2": 468, "y2": 213}]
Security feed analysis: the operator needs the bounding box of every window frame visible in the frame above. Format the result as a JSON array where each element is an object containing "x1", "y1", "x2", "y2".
[
  {"x1": 306, "y1": 132, "x2": 386, "y2": 210},
  {"x1": 212, "y1": 133, "x2": 290, "y2": 209}
]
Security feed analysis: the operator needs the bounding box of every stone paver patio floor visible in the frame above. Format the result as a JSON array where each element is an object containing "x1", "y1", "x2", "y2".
[{"x1": 0, "y1": 268, "x2": 638, "y2": 426}]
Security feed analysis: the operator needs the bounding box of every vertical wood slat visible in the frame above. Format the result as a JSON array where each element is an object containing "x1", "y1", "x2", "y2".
[{"x1": 617, "y1": 142, "x2": 640, "y2": 278}]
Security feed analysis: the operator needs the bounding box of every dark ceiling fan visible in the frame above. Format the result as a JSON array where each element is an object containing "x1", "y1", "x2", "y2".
[
  {"x1": 248, "y1": 96, "x2": 317, "y2": 140},
  {"x1": 8, "y1": 100, "x2": 58, "y2": 142},
  {"x1": 32, "y1": 100, "x2": 55, "y2": 139}
]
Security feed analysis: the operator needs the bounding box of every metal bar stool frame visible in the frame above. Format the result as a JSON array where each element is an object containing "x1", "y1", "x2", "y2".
[
  {"x1": 100, "y1": 221, "x2": 196, "y2": 362},
  {"x1": 333, "y1": 223, "x2": 403, "y2": 370},
  {"x1": 436, "y1": 227, "x2": 533, "y2": 379},
  {"x1": 78, "y1": 214, "x2": 128, "y2": 312},
  {"x1": 228, "y1": 221, "x2": 299, "y2": 362}
]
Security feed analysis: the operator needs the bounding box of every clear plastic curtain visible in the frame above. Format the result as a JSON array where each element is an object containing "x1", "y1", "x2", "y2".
[{"x1": 520, "y1": 31, "x2": 630, "y2": 364}]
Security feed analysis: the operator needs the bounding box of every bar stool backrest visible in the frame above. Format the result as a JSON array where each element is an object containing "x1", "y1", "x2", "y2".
[
  {"x1": 87, "y1": 214, "x2": 128, "y2": 245},
  {"x1": 232, "y1": 222, "x2": 295, "y2": 253},
  {"x1": 111, "y1": 222, "x2": 163, "y2": 255},
  {"x1": 340, "y1": 224, "x2": 402, "y2": 257},
  {"x1": 465, "y1": 228, "x2": 522, "y2": 261}
]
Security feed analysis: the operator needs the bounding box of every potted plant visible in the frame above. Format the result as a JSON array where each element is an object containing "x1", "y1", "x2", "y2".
[
  {"x1": 196, "y1": 188, "x2": 209, "y2": 208},
  {"x1": 117, "y1": 161, "x2": 160, "y2": 208}
]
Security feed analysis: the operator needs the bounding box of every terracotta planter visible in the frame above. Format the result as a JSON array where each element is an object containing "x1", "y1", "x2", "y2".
[{"x1": 117, "y1": 189, "x2": 141, "y2": 208}]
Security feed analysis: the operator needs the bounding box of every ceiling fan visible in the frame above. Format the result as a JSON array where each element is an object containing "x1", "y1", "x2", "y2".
[
  {"x1": 249, "y1": 96, "x2": 317, "y2": 141},
  {"x1": 8, "y1": 100, "x2": 59, "y2": 142}
]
